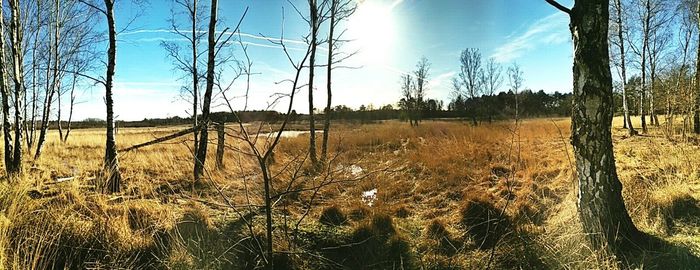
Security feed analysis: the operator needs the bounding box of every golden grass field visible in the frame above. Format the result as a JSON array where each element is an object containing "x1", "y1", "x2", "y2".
[{"x1": 0, "y1": 117, "x2": 699, "y2": 269}]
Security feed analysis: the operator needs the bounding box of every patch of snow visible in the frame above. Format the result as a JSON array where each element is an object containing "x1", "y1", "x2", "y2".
[
  {"x1": 349, "y1": 165, "x2": 364, "y2": 176},
  {"x1": 362, "y1": 188, "x2": 378, "y2": 207}
]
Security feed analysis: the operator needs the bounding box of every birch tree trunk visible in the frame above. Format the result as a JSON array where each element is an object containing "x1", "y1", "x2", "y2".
[
  {"x1": 194, "y1": 0, "x2": 218, "y2": 183},
  {"x1": 308, "y1": 0, "x2": 319, "y2": 166},
  {"x1": 35, "y1": 0, "x2": 61, "y2": 159},
  {"x1": 27, "y1": 0, "x2": 40, "y2": 150},
  {"x1": 191, "y1": 0, "x2": 200, "y2": 181},
  {"x1": 640, "y1": 0, "x2": 650, "y2": 133},
  {"x1": 0, "y1": 3, "x2": 14, "y2": 175},
  {"x1": 321, "y1": 0, "x2": 336, "y2": 163},
  {"x1": 566, "y1": 0, "x2": 641, "y2": 252},
  {"x1": 613, "y1": 0, "x2": 635, "y2": 135},
  {"x1": 8, "y1": 0, "x2": 25, "y2": 175},
  {"x1": 63, "y1": 74, "x2": 77, "y2": 142},
  {"x1": 104, "y1": 0, "x2": 121, "y2": 193}
]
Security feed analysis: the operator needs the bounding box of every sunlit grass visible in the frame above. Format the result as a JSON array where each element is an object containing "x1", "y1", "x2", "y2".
[{"x1": 0, "y1": 117, "x2": 697, "y2": 269}]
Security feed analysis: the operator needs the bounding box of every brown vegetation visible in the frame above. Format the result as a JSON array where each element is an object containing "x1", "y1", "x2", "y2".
[{"x1": 0, "y1": 117, "x2": 698, "y2": 269}]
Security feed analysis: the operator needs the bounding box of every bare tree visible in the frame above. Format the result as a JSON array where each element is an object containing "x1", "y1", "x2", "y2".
[
  {"x1": 610, "y1": 0, "x2": 637, "y2": 135},
  {"x1": 480, "y1": 57, "x2": 503, "y2": 123},
  {"x1": 320, "y1": 0, "x2": 355, "y2": 163},
  {"x1": 305, "y1": 0, "x2": 324, "y2": 166},
  {"x1": 75, "y1": 0, "x2": 123, "y2": 192},
  {"x1": 455, "y1": 48, "x2": 483, "y2": 126},
  {"x1": 547, "y1": 0, "x2": 641, "y2": 254},
  {"x1": 507, "y1": 62, "x2": 524, "y2": 122},
  {"x1": 61, "y1": 74, "x2": 77, "y2": 142},
  {"x1": 193, "y1": 0, "x2": 219, "y2": 183},
  {"x1": 399, "y1": 74, "x2": 415, "y2": 126},
  {"x1": 646, "y1": 1, "x2": 673, "y2": 127},
  {"x1": 25, "y1": 0, "x2": 43, "y2": 151},
  {"x1": 3, "y1": 0, "x2": 27, "y2": 176},
  {"x1": 61, "y1": 29, "x2": 101, "y2": 143},
  {"x1": 664, "y1": 0, "x2": 695, "y2": 137},
  {"x1": 102, "y1": 0, "x2": 120, "y2": 193},
  {"x1": 35, "y1": 0, "x2": 62, "y2": 159},
  {"x1": 162, "y1": 0, "x2": 207, "y2": 180},
  {"x1": 413, "y1": 57, "x2": 430, "y2": 124},
  {"x1": 628, "y1": 0, "x2": 672, "y2": 132},
  {"x1": 0, "y1": 0, "x2": 14, "y2": 176},
  {"x1": 193, "y1": 0, "x2": 243, "y2": 182}
]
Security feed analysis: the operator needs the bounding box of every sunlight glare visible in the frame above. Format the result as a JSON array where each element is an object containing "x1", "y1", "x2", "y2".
[{"x1": 348, "y1": 0, "x2": 397, "y2": 65}]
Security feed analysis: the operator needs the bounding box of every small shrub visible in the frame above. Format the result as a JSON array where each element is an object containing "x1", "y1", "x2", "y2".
[
  {"x1": 394, "y1": 205, "x2": 411, "y2": 218},
  {"x1": 319, "y1": 205, "x2": 347, "y2": 226},
  {"x1": 425, "y1": 219, "x2": 449, "y2": 240},
  {"x1": 343, "y1": 213, "x2": 412, "y2": 268},
  {"x1": 424, "y1": 219, "x2": 460, "y2": 256},
  {"x1": 460, "y1": 194, "x2": 509, "y2": 249},
  {"x1": 348, "y1": 205, "x2": 371, "y2": 221},
  {"x1": 370, "y1": 213, "x2": 396, "y2": 236}
]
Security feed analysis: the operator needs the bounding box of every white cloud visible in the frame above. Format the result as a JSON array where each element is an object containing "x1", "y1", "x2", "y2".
[
  {"x1": 428, "y1": 71, "x2": 455, "y2": 91},
  {"x1": 491, "y1": 12, "x2": 570, "y2": 63}
]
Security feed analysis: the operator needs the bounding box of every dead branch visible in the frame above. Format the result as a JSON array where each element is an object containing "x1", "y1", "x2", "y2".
[{"x1": 121, "y1": 124, "x2": 204, "y2": 152}]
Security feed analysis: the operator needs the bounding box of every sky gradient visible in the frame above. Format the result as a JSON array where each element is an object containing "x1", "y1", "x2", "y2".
[{"x1": 71, "y1": 0, "x2": 575, "y2": 121}]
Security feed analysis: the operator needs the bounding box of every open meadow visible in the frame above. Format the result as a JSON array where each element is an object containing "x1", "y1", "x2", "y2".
[
  {"x1": 0, "y1": 117, "x2": 698, "y2": 269},
  {"x1": 0, "y1": 0, "x2": 696, "y2": 268}
]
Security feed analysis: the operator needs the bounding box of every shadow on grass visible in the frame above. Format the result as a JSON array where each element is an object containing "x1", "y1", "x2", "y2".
[{"x1": 620, "y1": 231, "x2": 700, "y2": 270}]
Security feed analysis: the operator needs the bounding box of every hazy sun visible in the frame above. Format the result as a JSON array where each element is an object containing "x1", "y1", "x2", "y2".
[{"x1": 348, "y1": 0, "x2": 397, "y2": 64}]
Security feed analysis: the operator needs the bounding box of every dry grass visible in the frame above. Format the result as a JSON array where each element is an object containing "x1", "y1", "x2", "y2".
[{"x1": 0, "y1": 117, "x2": 698, "y2": 269}]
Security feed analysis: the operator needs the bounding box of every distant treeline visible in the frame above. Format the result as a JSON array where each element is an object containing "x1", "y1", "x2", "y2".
[
  {"x1": 56, "y1": 90, "x2": 573, "y2": 129},
  {"x1": 323, "y1": 90, "x2": 573, "y2": 122},
  {"x1": 447, "y1": 90, "x2": 573, "y2": 121}
]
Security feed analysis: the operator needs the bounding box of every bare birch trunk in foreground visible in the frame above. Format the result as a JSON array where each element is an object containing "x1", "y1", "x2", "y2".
[{"x1": 547, "y1": 0, "x2": 641, "y2": 254}]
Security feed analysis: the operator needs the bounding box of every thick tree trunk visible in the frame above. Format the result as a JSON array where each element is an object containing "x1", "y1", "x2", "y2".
[
  {"x1": 308, "y1": 0, "x2": 319, "y2": 165},
  {"x1": 568, "y1": 0, "x2": 640, "y2": 253},
  {"x1": 104, "y1": 0, "x2": 121, "y2": 193},
  {"x1": 321, "y1": 0, "x2": 336, "y2": 163},
  {"x1": 194, "y1": 0, "x2": 218, "y2": 183},
  {"x1": 8, "y1": 0, "x2": 24, "y2": 175},
  {"x1": 0, "y1": 5, "x2": 13, "y2": 176}
]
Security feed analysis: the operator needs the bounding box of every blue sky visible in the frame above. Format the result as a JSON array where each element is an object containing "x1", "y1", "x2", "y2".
[{"x1": 72, "y1": 0, "x2": 575, "y2": 121}]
